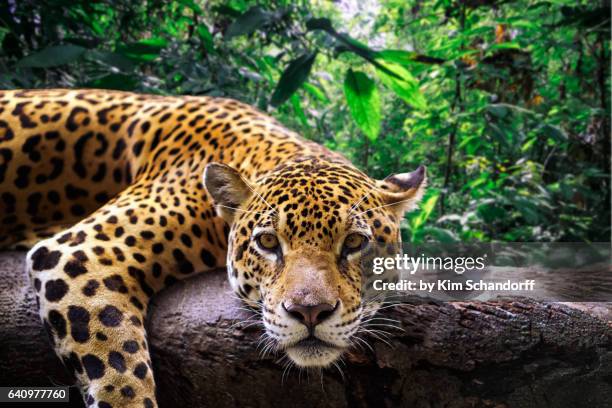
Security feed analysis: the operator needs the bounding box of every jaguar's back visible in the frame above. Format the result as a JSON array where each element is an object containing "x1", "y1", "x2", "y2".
[{"x1": 0, "y1": 89, "x2": 314, "y2": 249}]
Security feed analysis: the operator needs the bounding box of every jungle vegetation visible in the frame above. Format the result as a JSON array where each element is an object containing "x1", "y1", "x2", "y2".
[{"x1": 0, "y1": 0, "x2": 609, "y2": 242}]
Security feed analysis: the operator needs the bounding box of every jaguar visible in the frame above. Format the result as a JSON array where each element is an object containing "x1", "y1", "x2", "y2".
[{"x1": 0, "y1": 89, "x2": 426, "y2": 407}]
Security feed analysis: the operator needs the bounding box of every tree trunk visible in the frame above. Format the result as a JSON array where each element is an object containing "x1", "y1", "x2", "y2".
[{"x1": 0, "y1": 251, "x2": 610, "y2": 408}]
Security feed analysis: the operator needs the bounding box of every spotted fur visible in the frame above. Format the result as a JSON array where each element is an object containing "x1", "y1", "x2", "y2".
[{"x1": 0, "y1": 89, "x2": 425, "y2": 407}]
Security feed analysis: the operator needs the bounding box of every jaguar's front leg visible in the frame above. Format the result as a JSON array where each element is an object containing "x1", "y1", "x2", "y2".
[
  {"x1": 26, "y1": 184, "x2": 225, "y2": 408},
  {"x1": 28, "y1": 238, "x2": 157, "y2": 408}
]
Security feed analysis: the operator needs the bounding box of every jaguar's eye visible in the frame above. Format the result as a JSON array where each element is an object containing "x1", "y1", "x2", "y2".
[
  {"x1": 256, "y1": 233, "x2": 279, "y2": 251},
  {"x1": 342, "y1": 233, "x2": 367, "y2": 255}
]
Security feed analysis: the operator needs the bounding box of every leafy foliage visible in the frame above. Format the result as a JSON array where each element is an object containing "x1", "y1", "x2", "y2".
[
  {"x1": 344, "y1": 69, "x2": 380, "y2": 142},
  {"x1": 270, "y1": 52, "x2": 317, "y2": 107},
  {"x1": 0, "y1": 0, "x2": 609, "y2": 243}
]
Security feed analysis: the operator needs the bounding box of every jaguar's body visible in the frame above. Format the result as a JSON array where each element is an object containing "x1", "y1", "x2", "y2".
[{"x1": 0, "y1": 89, "x2": 425, "y2": 408}]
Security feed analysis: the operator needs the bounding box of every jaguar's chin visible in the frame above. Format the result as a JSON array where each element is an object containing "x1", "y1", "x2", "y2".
[{"x1": 285, "y1": 337, "x2": 345, "y2": 367}]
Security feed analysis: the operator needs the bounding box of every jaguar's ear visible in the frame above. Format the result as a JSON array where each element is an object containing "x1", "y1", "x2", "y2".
[
  {"x1": 203, "y1": 163, "x2": 252, "y2": 223},
  {"x1": 376, "y1": 165, "x2": 427, "y2": 216}
]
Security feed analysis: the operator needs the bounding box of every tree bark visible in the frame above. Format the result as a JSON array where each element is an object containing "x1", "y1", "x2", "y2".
[{"x1": 0, "y1": 251, "x2": 610, "y2": 408}]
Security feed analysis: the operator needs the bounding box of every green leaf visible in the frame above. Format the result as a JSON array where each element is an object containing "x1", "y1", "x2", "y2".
[
  {"x1": 225, "y1": 6, "x2": 273, "y2": 39},
  {"x1": 486, "y1": 42, "x2": 521, "y2": 54},
  {"x1": 305, "y1": 18, "x2": 378, "y2": 62},
  {"x1": 85, "y1": 50, "x2": 135, "y2": 71},
  {"x1": 521, "y1": 137, "x2": 537, "y2": 152},
  {"x1": 306, "y1": 17, "x2": 417, "y2": 83},
  {"x1": 422, "y1": 226, "x2": 459, "y2": 243},
  {"x1": 117, "y1": 38, "x2": 167, "y2": 62},
  {"x1": 85, "y1": 73, "x2": 137, "y2": 91},
  {"x1": 305, "y1": 18, "x2": 334, "y2": 31},
  {"x1": 197, "y1": 25, "x2": 214, "y2": 53},
  {"x1": 303, "y1": 83, "x2": 329, "y2": 103},
  {"x1": 254, "y1": 57, "x2": 275, "y2": 82},
  {"x1": 212, "y1": 5, "x2": 242, "y2": 17},
  {"x1": 16, "y1": 45, "x2": 86, "y2": 68},
  {"x1": 343, "y1": 69, "x2": 381, "y2": 142},
  {"x1": 133, "y1": 38, "x2": 167, "y2": 48},
  {"x1": 458, "y1": 134, "x2": 483, "y2": 155},
  {"x1": 290, "y1": 94, "x2": 308, "y2": 127},
  {"x1": 411, "y1": 192, "x2": 439, "y2": 230},
  {"x1": 334, "y1": 34, "x2": 376, "y2": 59},
  {"x1": 376, "y1": 50, "x2": 417, "y2": 65},
  {"x1": 270, "y1": 52, "x2": 317, "y2": 107},
  {"x1": 375, "y1": 60, "x2": 427, "y2": 110},
  {"x1": 376, "y1": 49, "x2": 444, "y2": 66},
  {"x1": 542, "y1": 124, "x2": 568, "y2": 142},
  {"x1": 487, "y1": 104, "x2": 509, "y2": 118}
]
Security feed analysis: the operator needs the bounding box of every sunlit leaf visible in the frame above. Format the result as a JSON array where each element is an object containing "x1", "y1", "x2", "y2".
[
  {"x1": 343, "y1": 69, "x2": 381, "y2": 142},
  {"x1": 303, "y1": 83, "x2": 329, "y2": 103},
  {"x1": 411, "y1": 193, "x2": 439, "y2": 230},
  {"x1": 290, "y1": 94, "x2": 308, "y2": 127},
  {"x1": 486, "y1": 42, "x2": 521, "y2": 53},
  {"x1": 375, "y1": 60, "x2": 427, "y2": 110},
  {"x1": 117, "y1": 38, "x2": 167, "y2": 62},
  {"x1": 521, "y1": 137, "x2": 537, "y2": 152},
  {"x1": 377, "y1": 50, "x2": 418, "y2": 65}
]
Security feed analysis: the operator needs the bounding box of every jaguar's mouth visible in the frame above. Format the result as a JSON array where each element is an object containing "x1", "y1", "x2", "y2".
[
  {"x1": 293, "y1": 336, "x2": 340, "y2": 350},
  {"x1": 284, "y1": 336, "x2": 344, "y2": 367}
]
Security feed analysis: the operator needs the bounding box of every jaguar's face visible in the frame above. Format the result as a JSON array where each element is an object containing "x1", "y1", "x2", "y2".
[{"x1": 204, "y1": 158, "x2": 425, "y2": 368}]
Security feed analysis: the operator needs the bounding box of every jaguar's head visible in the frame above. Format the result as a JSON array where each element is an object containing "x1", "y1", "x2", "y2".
[{"x1": 204, "y1": 157, "x2": 425, "y2": 368}]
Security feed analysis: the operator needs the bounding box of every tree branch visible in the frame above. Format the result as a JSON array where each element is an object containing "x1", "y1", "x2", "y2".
[{"x1": 0, "y1": 251, "x2": 610, "y2": 408}]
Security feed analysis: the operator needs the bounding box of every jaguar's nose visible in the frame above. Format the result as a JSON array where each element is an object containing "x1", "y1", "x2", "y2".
[{"x1": 283, "y1": 302, "x2": 338, "y2": 330}]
